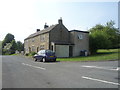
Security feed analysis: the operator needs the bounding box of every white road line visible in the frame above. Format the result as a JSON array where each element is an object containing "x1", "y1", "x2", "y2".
[
  {"x1": 82, "y1": 65, "x2": 119, "y2": 71},
  {"x1": 82, "y1": 76, "x2": 120, "y2": 86},
  {"x1": 22, "y1": 63, "x2": 46, "y2": 70}
]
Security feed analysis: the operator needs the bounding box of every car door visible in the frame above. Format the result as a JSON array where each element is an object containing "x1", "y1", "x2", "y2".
[{"x1": 37, "y1": 50, "x2": 43, "y2": 60}]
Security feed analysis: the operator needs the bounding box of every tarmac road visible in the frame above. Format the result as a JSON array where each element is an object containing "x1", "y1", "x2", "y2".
[{"x1": 2, "y1": 55, "x2": 119, "y2": 88}]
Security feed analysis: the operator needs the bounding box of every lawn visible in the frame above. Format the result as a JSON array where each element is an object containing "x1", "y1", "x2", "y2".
[{"x1": 57, "y1": 49, "x2": 119, "y2": 61}]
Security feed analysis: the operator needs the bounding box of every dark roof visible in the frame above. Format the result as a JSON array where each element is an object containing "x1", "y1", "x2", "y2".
[
  {"x1": 25, "y1": 24, "x2": 58, "y2": 40},
  {"x1": 70, "y1": 30, "x2": 89, "y2": 33}
]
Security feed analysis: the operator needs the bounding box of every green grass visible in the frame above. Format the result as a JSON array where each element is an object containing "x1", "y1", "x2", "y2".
[
  {"x1": 57, "y1": 49, "x2": 119, "y2": 62},
  {"x1": 10, "y1": 53, "x2": 18, "y2": 55}
]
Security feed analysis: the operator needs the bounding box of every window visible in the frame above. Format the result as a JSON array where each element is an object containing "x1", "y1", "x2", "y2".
[
  {"x1": 38, "y1": 50, "x2": 45, "y2": 55},
  {"x1": 32, "y1": 38, "x2": 35, "y2": 42},
  {"x1": 40, "y1": 35, "x2": 45, "y2": 42},
  {"x1": 32, "y1": 46, "x2": 35, "y2": 52},
  {"x1": 78, "y1": 34, "x2": 83, "y2": 40}
]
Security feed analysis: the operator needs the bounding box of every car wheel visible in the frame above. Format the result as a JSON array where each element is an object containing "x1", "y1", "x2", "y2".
[
  {"x1": 53, "y1": 59, "x2": 56, "y2": 62},
  {"x1": 42, "y1": 58, "x2": 46, "y2": 62},
  {"x1": 34, "y1": 58, "x2": 37, "y2": 62}
]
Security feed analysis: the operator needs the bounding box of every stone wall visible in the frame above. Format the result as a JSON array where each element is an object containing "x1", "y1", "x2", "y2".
[
  {"x1": 49, "y1": 24, "x2": 70, "y2": 50},
  {"x1": 24, "y1": 33, "x2": 49, "y2": 54}
]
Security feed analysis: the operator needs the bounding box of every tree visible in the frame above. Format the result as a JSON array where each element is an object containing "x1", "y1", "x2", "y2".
[
  {"x1": 89, "y1": 20, "x2": 120, "y2": 54},
  {"x1": 104, "y1": 21, "x2": 120, "y2": 48},
  {"x1": 16, "y1": 41, "x2": 24, "y2": 52},
  {"x1": 10, "y1": 40, "x2": 17, "y2": 54},
  {"x1": 89, "y1": 30, "x2": 111, "y2": 54},
  {"x1": 2, "y1": 33, "x2": 14, "y2": 48}
]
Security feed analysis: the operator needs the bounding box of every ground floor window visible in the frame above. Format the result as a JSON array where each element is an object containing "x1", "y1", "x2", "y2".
[{"x1": 32, "y1": 46, "x2": 35, "y2": 52}]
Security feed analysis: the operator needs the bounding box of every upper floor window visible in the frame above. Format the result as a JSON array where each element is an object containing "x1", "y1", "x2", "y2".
[
  {"x1": 40, "y1": 35, "x2": 45, "y2": 42},
  {"x1": 78, "y1": 34, "x2": 83, "y2": 40},
  {"x1": 32, "y1": 38, "x2": 35, "y2": 42}
]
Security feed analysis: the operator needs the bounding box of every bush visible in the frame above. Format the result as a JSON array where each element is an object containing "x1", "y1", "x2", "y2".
[
  {"x1": 25, "y1": 52, "x2": 36, "y2": 56},
  {"x1": 30, "y1": 52, "x2": 36, "y2": 56},
  {"x1": 25, "y1": 53, "x2": 29, "y2": 56}
]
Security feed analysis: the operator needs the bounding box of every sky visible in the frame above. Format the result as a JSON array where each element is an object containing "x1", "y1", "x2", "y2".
[{"x1": 0, "y1": 0, "x2": 119, "y2": 43}]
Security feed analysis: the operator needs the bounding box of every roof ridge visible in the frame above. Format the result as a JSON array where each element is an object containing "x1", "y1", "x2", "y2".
[{"x1": 25, "y1": 24, "x2": 58, "y2": 40}]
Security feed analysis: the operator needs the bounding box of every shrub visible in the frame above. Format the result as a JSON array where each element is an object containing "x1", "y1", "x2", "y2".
[
  {"x1": 29, "y1": 52, "x2": 36, "y2": 56},
  {"x1": 25, "y1": 53, "x2": 29, "y2": 56}
]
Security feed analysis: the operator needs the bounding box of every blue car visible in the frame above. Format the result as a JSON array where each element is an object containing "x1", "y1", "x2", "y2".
[{"x1": 33, "y1": 50, "x2": 57, "y2": 62}]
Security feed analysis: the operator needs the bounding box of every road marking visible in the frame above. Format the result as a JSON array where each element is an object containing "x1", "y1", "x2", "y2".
[
  {"x1": 34, "y1": 62, "x2": 57, "y2": 64},
  {"x1": 22, "y1": 63, "x2": 46, "y2": 70},
  {"x1": 82, "y1": 65, "x2": 119, "y2": 71},
  {"x1": 82, "y1": 76, "x2": 120, "y2": 86}
]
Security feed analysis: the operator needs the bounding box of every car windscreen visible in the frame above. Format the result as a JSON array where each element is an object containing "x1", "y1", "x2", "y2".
[
  {"x1": 38, "y1": 50, "x2": 45, "y2": 55},
  {"x1": 45, "y1": 50, "x2": 55, "y2": 56}
]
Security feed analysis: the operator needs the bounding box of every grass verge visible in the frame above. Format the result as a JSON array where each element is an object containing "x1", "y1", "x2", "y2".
[{"x1": 57, "y1": 49, "x2": 119, "y2": 62}]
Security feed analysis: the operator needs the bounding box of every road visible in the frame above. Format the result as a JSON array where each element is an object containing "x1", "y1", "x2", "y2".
[{"x1": 2, "y1": 55, "x2": 119, "y2": 88}]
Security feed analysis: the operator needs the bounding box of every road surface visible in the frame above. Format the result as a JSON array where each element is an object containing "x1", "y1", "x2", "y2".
[{"x1": 2, "y1": 55, "x2": 119, "y2": 88}]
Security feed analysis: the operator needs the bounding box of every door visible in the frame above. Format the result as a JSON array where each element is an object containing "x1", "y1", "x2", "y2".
[
  {"x1": 69, "y1": 46, "x2": 73, "y2": 57},
  {"x1": 56, "y1": 45, "x2": 69, "y2": 57}
]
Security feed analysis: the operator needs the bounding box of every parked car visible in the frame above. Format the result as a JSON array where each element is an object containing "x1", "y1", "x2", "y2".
[{"x1": 33, "y1": 50, "x2": 57, "y2": 62}]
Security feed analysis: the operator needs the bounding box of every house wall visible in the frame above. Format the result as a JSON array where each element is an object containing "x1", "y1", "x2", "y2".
[
  {"x1": 70, "y1": 31, "x2": 89, "y2": 56},
  {"x1": 49, "y1": 24, "x2": 71, "y2": 57},
  {"x1": 49, "y1": 24, "x2": 70, "y2": 50},
  {"x1": 24, "y1": 33, "x2": 49, "y2": 54}
]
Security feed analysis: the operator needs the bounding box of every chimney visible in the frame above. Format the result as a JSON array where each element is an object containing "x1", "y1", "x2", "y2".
[
  {"x1": 44, "y1": 23, "x2": 49, "y2": 29},
  {"x1": 58, "y1": 17, "x2": 63, "y2": 24},
  {"x1": 36, "y1": 29, "x2": 40, "y2": 32}
]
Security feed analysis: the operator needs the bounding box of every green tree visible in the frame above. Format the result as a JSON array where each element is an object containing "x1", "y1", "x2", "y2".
[
  {"x1": 2, "y1": 33, "x2": 14, "y2": 48},
  {"x1": 10, "y1": 40, "x2": 17, "y2": 54},
  {"x1": 104, "y1": 21, "x2": 120, "y2": 48},
  {"x1": 89, "y1": 30, "x2": 111, "y2": 54},
  {"x1": 16, "y1": 41, "x2": 24, "y2": 52},
  {"x1": 89, "y1": 20, "x2": 120, "y2": 54}
]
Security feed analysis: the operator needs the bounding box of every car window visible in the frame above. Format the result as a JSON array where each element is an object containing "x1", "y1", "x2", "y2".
[
  {"x1": 37, "y1": 51, "x2": 41, "y2": 55},
  {"x1": 45, "y1": 50, "x2": 54, "y2": 55},
  {"x1": 38, "y1": 50, "x2": 54, "y2": 55},
  {"x1": 38, "y1": 50, "x2": 45, "y2": 55},
  {"x1": 41, "y1": 50, "x2": 45, "y2": 54}
]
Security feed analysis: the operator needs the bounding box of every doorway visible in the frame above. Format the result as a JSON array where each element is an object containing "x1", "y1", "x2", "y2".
[{"x1": 69, "y1": 46, "x2": 73, "y2": 57}]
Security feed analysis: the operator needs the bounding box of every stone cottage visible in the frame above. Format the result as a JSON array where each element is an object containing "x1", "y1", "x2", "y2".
[{"x1": 24, "y1": 18, "x2": 89, "y2": 57}]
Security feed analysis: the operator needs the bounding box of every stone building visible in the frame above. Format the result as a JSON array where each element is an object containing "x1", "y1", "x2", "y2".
[{"x1": 24, "y1": 18, "x2": 89, "y2": 57}]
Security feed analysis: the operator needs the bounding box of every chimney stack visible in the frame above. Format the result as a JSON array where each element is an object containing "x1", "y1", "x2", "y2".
[
  {"x1": 44, "y1": 23, "x2": 49, "y2": 29},
  {"x1": 58, "y1": 17, "x2": 63, "y2": 24},
  {"x1": 36, "y1": 29, "x2": 40, "y2": 32}
]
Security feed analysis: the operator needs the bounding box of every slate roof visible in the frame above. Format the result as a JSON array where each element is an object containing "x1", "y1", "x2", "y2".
[{"x1": 25, "y1": 24, "x2": 58, "y2": 40}]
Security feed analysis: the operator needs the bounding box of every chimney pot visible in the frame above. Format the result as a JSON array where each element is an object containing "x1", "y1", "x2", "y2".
[
  {"x1": 37, "y1": 29, "x2": 40, "y2": 32},
  {"x1": 58, "y1": 17, "x2": 63, "y2": 24},
  {"x1": 44, "y1": 23, "x2": 49, "y2": 29}
]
